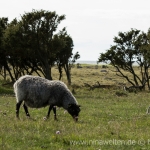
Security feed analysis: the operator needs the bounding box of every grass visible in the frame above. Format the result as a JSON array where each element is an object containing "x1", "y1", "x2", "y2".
[{"x1": 1, "y1": 65, "x2": 150, "y2": 149}]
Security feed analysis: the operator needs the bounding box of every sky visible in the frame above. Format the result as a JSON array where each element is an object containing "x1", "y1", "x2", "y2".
[{"x1": 1, "y1": 0, "x2": 150, "y2": 61}]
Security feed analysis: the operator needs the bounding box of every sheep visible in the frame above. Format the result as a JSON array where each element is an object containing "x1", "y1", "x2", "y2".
[{"x1": 13, "y1": 75, "x2": 81, "y2": 121}]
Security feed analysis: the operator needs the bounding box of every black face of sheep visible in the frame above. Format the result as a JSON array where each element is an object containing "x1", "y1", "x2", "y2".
[{"x1": 67, "y1": 104, "x2": 81, "y2": 121}]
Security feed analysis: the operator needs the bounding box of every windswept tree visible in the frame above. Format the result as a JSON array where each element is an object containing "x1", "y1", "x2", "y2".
[
  {"x1": 2, "y1": 10, "x2": 80, "y2": 83},
  {"x1": 0, "y1": 18, "x2": 7, "y2": 79},
  {"x1": 4, "y1": 18, "x2": 29, "y2": 80},
  {"x1": 54, "y1": 28, "x2": 80, "y2": 84},
  {"x1": 19, "y1": 10, "x2": 66, "y2": 80},
  {"x1": 4, "y1": 17, "x2": 50, "y2": 79},
  {"x1": 0, "y1": 17, "x2": 15, "y2": 81},
  {"x1": 98, "y1": 28, "x2": 150, "y2": 89},
  {"x1": 4, "y1": 10, "x2": 66, "y2": 80}
]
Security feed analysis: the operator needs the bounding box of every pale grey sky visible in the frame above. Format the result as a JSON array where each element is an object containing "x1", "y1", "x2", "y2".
[{"x1": 1, "y1": 0, "x2": 150, "y2": 61}]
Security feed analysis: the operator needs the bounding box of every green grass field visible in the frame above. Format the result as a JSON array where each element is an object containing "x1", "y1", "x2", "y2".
[{"x1": 1, "y1": 65, "x2": 150, "y2": 150}]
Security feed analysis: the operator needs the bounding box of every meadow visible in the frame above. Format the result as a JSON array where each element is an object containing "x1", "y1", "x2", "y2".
[{"x1": 1, "y1": 64, "x2": 150, "y2": 150}]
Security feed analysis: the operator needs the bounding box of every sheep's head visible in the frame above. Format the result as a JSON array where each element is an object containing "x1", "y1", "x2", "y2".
[{"x1": 67, "y1": 104, "x2": 81, "y2": 122}]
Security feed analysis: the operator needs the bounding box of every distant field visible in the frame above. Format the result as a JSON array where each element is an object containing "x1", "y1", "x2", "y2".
[
  {"x1": 52, "y1": 64, "x2": 142, "y2": 88},
  {"x1": 0, "y1": 64, "x2": 150, "y2": 150}
]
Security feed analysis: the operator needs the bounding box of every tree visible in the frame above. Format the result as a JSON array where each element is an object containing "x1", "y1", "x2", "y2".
[
  {"x1": 0, "y1": 17, "x2": 15, "y2": 81},
  {"x1": 1, "y1": 10, "x2": 80, "y2": 83},
  {"x1": 18, "y1": 10, "x2": 65, "y2": 80},
  {"x1": 4, "y1": 18, "x2": 32, "y2": 80},
  {"x1": 54, "y1": 28, "x2": 80, "y2": 84},
  {"x1": 63, "y1": 51, "x2": 80, "y2": 85},
  {"x1": 0, "y1": 18, "x2": 6, "y2": 79},
  {"x1": 98, "y1": 29, "x2": 150, "y2": 89}
]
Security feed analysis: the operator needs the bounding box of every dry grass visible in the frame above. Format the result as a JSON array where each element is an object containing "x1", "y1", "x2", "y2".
[{"x1": 52, "y1": 64, "x2": 142, "y2": 89}]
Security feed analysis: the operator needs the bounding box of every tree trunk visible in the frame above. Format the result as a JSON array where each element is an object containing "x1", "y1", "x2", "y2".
[
  {"x1": 4, "y1": 61, "x2": 15, "y2": 82},
  {"x1": 42, "y1": 59, "x2": 52, "y2": 80},
  {"x1": 56, "y1": 62, "x2": 63, "y2": 80},
  {"x1": 64, "y1": 63, "x2": 71, "y2": 85},
  {"x1": 36, "y1": 48, "x2": 52, "y2": 80}
]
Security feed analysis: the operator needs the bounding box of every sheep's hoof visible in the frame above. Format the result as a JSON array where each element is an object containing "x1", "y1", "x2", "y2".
[
  {"x1": 54, "y1": 118, "x2": 58, "y2": 121},
  {"x1": 54, "y1": 115, "x2": 58, "y2": 121}
]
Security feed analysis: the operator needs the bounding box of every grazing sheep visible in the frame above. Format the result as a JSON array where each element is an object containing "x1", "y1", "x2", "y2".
[{"x1": 13, "y1": 75, "x2": 80, "y2": 121}]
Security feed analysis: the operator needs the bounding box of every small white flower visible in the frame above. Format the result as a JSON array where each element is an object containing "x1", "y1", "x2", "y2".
[
  {"x1": 43, "y1": 117, "x2": 47, "y2": 120},
  {"x1": 56, "y1": 131, "x2": 60, "y2": 134}
]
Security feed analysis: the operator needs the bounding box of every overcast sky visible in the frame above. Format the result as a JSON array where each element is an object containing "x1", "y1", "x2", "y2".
[{"x1": 1, "y1": 0, "x2": 150, "y2": 61}]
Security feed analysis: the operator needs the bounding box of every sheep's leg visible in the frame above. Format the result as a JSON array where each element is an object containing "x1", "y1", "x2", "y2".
[
  {"x1": 23, "y1": 103, "x2": 30, "y2": 117},
  {"x1": 16, "y1": 101, "x2": 23, "y2": 118},
  {"x1": 46, "y1": 105, "x2": 57, "y2": 120},
  {"x1": 46, "y1": 105, "x2": 53, "y2": 119},
  {"x1": 53, "y1": 106, "x2": 58, "y2": 121}
]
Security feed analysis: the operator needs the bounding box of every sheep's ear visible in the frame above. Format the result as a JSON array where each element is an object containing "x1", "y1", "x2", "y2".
[{"x1": 78, "y1": 105, "x2": 81, "y2": 107}]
